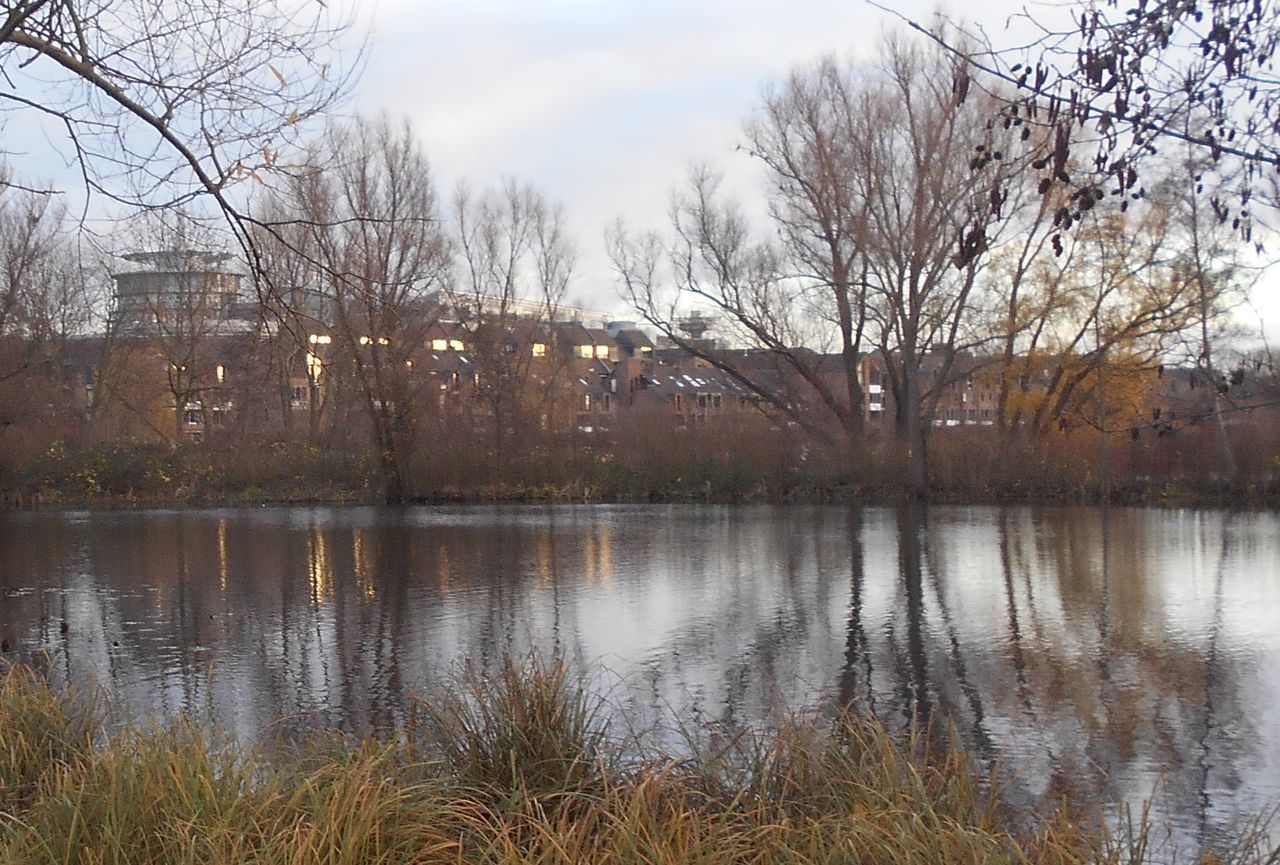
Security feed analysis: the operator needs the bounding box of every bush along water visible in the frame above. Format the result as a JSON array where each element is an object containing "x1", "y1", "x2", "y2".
[{"x1": 1, "y1": 655, "x2": 1277, "y2": 864}]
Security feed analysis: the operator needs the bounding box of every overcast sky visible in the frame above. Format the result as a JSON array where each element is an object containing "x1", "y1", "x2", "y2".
[
  {"x1": 9, "y1": 0, "x2": 1275, "y2": 338},
  {"x1": 341, "y1": 0, "x2": 1280, "y2": 340},
  {"x1": 349, "y1": 0, "x2": 1024, "y2": 315}
]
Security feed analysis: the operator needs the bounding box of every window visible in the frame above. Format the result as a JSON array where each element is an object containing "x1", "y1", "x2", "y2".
[
  {"x1": 183, "y1": 404, "x2": 202, "y2": 426},
  {"x1": 532, "y1": 343, "x2": 547, "y2": 358},
  {"x1": 308, "y1": 334, "x2": 331, "y2": 345},
  {"x1": 503, "y1": 342, "x2": 517, "y2": 354},
  {"x1": 578, "y1": 344, "x2": 593, "y2": 359},
  {"x1": 594, "y1": 344, "x2": 609, "y2": 359},
  {"x1": 290, "y1": 385, "x2": 308, "y2": 407},
  {"x1": 603, "y1": 393, "x2": 612, "y2": 410},
  {"x1": 431, "y1": 338, "x2": 448, "y2": 351},
  {"x1": 582, "y1": 394, "x2": 592, "y2": 411},
  {"x1": 449, "y1": 339, "x2": 465, "y2": 351},
  {"x1": 215, "y1": 364, "x2": 225, "y2": 384}
]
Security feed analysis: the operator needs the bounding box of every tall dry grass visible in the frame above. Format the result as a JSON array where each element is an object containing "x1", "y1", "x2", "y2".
[{"x1": 1, "y1": 655, "x2": 1276, "y2": 864}]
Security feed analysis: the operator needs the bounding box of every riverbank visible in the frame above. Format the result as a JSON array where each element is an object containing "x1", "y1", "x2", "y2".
[
  {"x1": 3, "y1": 435, "x2": 1277, "y2": 510},
  {"x1": 1, "y1": 656, "x2": 1275, "y2": 865}
]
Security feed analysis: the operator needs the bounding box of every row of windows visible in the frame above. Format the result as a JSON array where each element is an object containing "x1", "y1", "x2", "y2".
[{"x1": 313, "y1": 333, "x2": 611, "y2": 360}]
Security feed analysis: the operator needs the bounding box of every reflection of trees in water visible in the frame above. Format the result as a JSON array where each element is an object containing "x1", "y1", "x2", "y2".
[{"x1": 0, "y1": 505, "x2": 1273, "y2": 842}]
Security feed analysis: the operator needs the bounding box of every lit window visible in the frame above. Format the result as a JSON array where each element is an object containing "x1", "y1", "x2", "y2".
[
  {"x1": 578, "y1": 345, "x2": 593, "y2": 359},
  {"x1": 594, "y1": 345, "x2": 609, "y2": 359},
  {"x1": 215, "y1": 365, "x2": 225, "y2": 384},
  {"x1": 431, "y1": 338, "x2": 448, "y2": 351},
  {"x1": 449, "y1": 339, "x2": 464, "y2": 351},
  {"x1": 359, "y1": 336, "x2": 370, "y2": 346},
  {"x1": 532, "y1": 343, "x2": 547, "y2": 358},
  {"x1": 582, "y1": 394, "x2": 591, "y2": 410},
  {"x1": 306, "y1": 353, "x2": 322, "y2": 380},
  {"x1": 308, "y1": 334, "x2": 331, "y2": 345}
]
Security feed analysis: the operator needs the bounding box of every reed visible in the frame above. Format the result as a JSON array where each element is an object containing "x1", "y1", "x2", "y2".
[{"x1": 1, "y1": 659, "x2": 1275, "y2": 865}]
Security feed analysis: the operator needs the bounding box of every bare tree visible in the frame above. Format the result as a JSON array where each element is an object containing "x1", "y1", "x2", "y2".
[
  {"x1": 611, "y1": 171, "x2": 842, "y2": 447},
  {"x1": 449, "y1": 179, "x2": 574, "y2": 469},
  {"x1": 0, "y1": 171, "x2": 99, "y2": 450},
  {"x1": 0, "y1": 176, "x2": 95, "y2": 380},
  {"x1": 272, "y1": 116, "x2": 450, "y2": 503},
  {"x1": 1, "y1": 0, "x2": 360, "y2": 284},
  {"x1": 746, "y1": 59, "x2": 873, "y2": 443},
  {"x1": 614, "y1": 35, "x2": 1021, "y2": 496},
  {"x1": 852, "y1": 35, "x2": 1018, "y2": 495},
  {"x1": 1157, "y1": 132, "x2": 1256, "y2": 476}
]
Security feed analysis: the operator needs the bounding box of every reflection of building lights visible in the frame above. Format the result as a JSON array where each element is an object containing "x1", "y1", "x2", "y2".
[
  {"x1": 353, "y1": 529, "x2": 375, "y2": 602},
  {"x1": 218, "y1": 519, "x2": 228, "y2": 593},
  {"x1": 437, "y1": 544, "x2": 451, "y2": 589},
  {"x1": 598, "y1": 525, "x2": 613, "y2": 585},
  {"x1": 308, "y1": 529, "x2": 331, "y2": 604}
]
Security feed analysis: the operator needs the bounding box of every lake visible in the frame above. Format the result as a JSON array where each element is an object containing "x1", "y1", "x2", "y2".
[{"x1": 1, "y1": 503, "x2": 1278, "y2": 853}]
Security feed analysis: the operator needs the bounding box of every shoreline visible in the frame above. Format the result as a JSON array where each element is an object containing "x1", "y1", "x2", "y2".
[
  {"x1": 4, "y1": 479, "x2": 1278, "y2": 512},
  {"x1": 2, "y1": 656, "x2": 1276, "y2": 864}
]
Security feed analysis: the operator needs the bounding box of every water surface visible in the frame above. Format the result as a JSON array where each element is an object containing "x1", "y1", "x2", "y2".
[{"x1": 1, "y1": 503, "x2": 1277, "y2": 852}]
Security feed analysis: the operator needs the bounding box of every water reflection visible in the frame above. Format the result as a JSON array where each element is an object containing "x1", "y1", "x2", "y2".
[{"x1": 1, "y1": 504, "x2": 1278, "y2": 848}]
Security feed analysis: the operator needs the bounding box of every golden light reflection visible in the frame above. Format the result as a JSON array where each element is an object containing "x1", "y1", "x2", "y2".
[
  {"x1": 217, "y1": 519, "x2": 228, "y2": 593},
  {"x1": 353, "y1": 528, "x2": 376, "y2": 602},
  {"x1": 537, "y1": 531, "x2": 552, "y2": 585},
  {"x1": 597, "y1": 524, "x2": 613, "y2": 586},
  {"x1": 437, "y1": 544, "x2": 451, "y2": 590},
  {"x1": 584, "y1": 532, "x2": 597, "y2": 585},
  {"x1": 307, "y1": 528, "x2": 331, "y2": 605}
]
